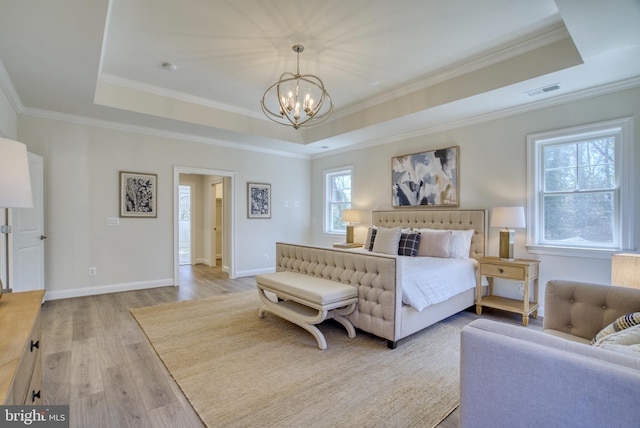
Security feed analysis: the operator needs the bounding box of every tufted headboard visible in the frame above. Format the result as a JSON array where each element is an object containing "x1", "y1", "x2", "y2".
[{"x1": 372, "y1": 210, "x2": 487, "y2": 260}]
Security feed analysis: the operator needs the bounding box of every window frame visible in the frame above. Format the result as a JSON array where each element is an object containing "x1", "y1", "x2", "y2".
[
  {"x1": 324, "y1": 166, "x2": 354, "y2": 235},
  {"x1": 526, "y1": 117, "x2": 634, "y2": 259}
]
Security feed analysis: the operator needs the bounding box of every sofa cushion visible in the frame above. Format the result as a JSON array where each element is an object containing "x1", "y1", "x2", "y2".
[
  {"x1": 593, "y1": 324, "x2": 640, "y2": 357},
  {"x1": 592, "y1": 312, "x2": 640, "y2": 344}
]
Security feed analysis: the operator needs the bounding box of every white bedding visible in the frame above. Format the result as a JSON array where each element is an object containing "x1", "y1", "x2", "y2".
[
  {"x1": 347, "y1": 247, "x2": 479, "y2": 312},
  {"x1": 398, "y1": 256, "x2": 478, "y2": 312}
]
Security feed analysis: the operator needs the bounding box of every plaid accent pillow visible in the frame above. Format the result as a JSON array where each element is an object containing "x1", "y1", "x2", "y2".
[
  {"x1": 364, "y1": 227, "x2": 377, "y2": 251},
  {"x1": 592, "y1": 312, "x2": 640, "y2": 344},
  {"x1": 398, "y1": 233, "x2": 421, "y2": 256},
  {"x1": 367, "y1": 228, "x2": 378, "y2": 251}
]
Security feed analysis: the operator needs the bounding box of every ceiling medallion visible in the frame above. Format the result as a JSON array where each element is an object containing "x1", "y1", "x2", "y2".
[{"x1": 260, "y1": 45, "x2": 333, "y2": 130}]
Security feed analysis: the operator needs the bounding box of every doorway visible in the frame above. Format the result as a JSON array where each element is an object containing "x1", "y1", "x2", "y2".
[
  {"x1": 174, "y1": 166, "x2": 235, "y2": 284},
  {"x1": 178, "y1": 185, "x2": 192, "y2": 265}
]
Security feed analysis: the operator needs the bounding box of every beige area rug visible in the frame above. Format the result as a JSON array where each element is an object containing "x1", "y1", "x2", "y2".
[{"x1": 130, "y1": 291, "x2": 460, "y2": 428}]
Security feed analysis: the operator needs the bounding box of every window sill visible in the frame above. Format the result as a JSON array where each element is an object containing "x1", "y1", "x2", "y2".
[{"x1": 526, "y1": 245, "x2": 626, "y2": 260}]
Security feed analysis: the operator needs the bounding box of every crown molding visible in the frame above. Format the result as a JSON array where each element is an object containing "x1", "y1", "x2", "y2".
[
  {"x1": 332, "y1": 25, "x2": 571, "y2": 120},
  {"x1": 98, "y1": 73, "x2": 265, "y2": 120},
  {"x1": 20, "y1": 106, "x2": 310, "y2": 159},
  {"x1": 0, "y1": 59, "x2": 24, "y2": 113},
  {"x1": 312, "y1": 75, "x2": 640, "y2": 159}
]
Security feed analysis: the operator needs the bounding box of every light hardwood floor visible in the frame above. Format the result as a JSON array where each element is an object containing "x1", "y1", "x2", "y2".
[{"x1": 41, "y1": 264, "x2": 541, "y2": 428}]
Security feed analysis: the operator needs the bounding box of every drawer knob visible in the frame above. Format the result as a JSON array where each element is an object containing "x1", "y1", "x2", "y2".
[
  {"x1": 30, "y1": 340, "x2": 40, "y2": 352},
  {"x1": 498, "y1": 268, "x2": 504, "y2": 273},
  {"x1": 31, "y1": 390, "x2": 41, "y2": 403}
]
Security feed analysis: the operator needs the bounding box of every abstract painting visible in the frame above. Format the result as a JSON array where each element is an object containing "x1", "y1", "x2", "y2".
[{"x1": 392, "y1": 146, "x2": 459, "y2": 207}]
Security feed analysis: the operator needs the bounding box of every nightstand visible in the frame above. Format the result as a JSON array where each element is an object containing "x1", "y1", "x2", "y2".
[
  {"x1": 475, "y1": 257, "x2": 540, "y2": 326},
  {"x1": 332, "y1": 242, "x2": 363, "y2": 249}
]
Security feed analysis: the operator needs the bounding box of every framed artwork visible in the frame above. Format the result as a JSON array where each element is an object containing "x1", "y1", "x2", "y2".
[
  {"x1": 391, "y1": 146, "x2": 459, "y2": 207},
  {"x1": 247, "y1": 182, "x2": 271, "y2": 218},
  {"x1": 120, "y1": 171, "x2": 157, "y2": 217}
]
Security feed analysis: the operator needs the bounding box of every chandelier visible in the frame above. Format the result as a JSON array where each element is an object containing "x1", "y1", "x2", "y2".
[{"x1": 260, "y1": 45, "x2": 333, "y2": 129}]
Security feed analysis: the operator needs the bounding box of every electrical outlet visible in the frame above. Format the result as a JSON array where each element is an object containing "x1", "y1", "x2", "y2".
[
  {"x1": 89, "y1": 267, "x2": 97, "y2": 276},
  {"x1": 107, "y1": 218, "x2": 119, "y2": 226}
]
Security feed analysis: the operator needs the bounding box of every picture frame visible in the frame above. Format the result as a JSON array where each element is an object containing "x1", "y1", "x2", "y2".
[
  {"x1": 391, "y1": 146, "x2": 459, "y2": 207},
  {"x1": 247, "y1": 182, "x2": 271, "y2": 219},
  {"x1": 120, "y1": 171, "x2": 157, "y2": 218}
]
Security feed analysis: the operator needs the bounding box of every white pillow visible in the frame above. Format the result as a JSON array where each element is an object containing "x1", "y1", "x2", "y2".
[
  {"x1": 417, "y1": 230, "x2": 452, "y2": 258},
  {"x1": 372, "y1": 227, "x2": 402, "y2": 255},
  {"x1": 449, "y1": 229, "x2": 474, "y2": 259},
  {"x1": 593, "y1": 324, "x2": 640, "y2": 357}
]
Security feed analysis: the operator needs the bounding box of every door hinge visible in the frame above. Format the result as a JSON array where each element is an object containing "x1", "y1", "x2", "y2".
[{"x1": 0, "y1": 225, "x2": 11, "y2": 234}]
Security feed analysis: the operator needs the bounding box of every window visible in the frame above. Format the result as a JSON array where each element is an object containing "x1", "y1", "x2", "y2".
[
  {"x1": 527, "y1": 118, "x2": 633, "y2": 258},
  {"x1": 325, "y1": 167, "x2": 353, "y2": 234}
]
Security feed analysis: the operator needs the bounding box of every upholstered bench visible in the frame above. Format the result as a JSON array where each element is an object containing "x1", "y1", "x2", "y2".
[{"x1": 256, "y1": 271, "x2": 358, "y2": 350}]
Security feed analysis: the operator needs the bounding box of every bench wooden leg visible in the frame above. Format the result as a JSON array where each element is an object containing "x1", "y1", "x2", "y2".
[
  {"x1": 331, "y1": 304, "x2": 357, "y2": 339},
  {"x1": 257, "y1": 287, "x2": 356, "y2": 350}
]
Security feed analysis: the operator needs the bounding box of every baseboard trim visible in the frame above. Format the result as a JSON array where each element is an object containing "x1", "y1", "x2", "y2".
[
  {"x1": 235, "y1": 267, "x2": 275, "y2": 277},
  {"x1": 44, "y1": 278, "x2": 175, "y2": 301}
]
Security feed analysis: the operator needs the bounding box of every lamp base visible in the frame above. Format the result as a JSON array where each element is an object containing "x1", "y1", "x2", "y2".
[
  {"x1": 346, "y1": 225, "x2": 354, "y2": 244},
  {"x1": 499, "y1": 229, "x2": 515, "y2": 260}
]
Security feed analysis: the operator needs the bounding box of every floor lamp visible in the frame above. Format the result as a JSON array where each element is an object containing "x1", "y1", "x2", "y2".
[{"x1": 0, "y1": 138, "x2": 34, "y2": 298}]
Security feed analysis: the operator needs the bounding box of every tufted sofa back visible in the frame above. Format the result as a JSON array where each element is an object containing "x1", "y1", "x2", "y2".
[{"x1": 543, "y1": 280, "x2": 640, "y2": 341}]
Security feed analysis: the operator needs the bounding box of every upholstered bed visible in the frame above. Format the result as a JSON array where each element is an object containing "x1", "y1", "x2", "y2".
[{"x1": 275, "y1": 209, "x2": 487, "y2": 348}]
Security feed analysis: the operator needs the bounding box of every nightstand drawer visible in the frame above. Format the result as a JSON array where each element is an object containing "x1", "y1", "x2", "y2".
[{"x1": 480, "y1": 263, "x2": 525, "y2": 280}]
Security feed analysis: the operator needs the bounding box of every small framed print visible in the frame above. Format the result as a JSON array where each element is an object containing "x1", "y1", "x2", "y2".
[
  {"x1": 247, "y1": 182, "x2": 271, "y2": 219},
  {"x1": 120, "y1": 171, "x2": 157, "y2": 218}
]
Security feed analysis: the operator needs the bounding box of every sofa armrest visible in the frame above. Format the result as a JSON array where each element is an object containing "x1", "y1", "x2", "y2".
[
  {"x1": 543, "y1": 280, "x2": 640, "y2": 341},
  {"x1": 460, "y1": 319, "x2": 640, "y2": 428}
]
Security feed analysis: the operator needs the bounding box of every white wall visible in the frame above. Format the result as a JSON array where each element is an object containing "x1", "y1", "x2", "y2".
[
  {"x1": 310, "y1": 87, "x2": 640, "y2": 314},
  {"x1": 17, "y1": 115, "x2": 311, "y2": 299}
]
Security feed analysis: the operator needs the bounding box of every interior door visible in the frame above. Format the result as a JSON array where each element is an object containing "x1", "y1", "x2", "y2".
[{"x1": 11, "y1": 152, "x2": 45, "y2": 292}]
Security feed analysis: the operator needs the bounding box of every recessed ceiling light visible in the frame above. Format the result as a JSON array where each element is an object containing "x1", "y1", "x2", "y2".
[{"x1": 161, "y1": 62, "x2": 177, "y2": 72}]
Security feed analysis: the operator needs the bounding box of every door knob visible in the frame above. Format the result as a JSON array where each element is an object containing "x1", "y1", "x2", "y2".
[{"x1": 40, "y1": 235, "x2": 47, "y2": 240}]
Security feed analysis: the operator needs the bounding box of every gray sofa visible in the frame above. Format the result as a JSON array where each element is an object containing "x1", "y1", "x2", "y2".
[{"x1": 460, "y1": 280, "x2": 640, "y2": 428}]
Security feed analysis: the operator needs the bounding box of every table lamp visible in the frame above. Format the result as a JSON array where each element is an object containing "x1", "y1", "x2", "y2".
[
  {"x1": 491, "y1": 206, "x2": 525, "y2": 260},
  {"x1": 341, "y1": 209, "x2": 361, "y2": 244},
  {"x1": 0, "y1": 138, "x2": 34, "y2": 298},
  {"x1": 611, "y1": 253, "x2": 640, "y2": 289}
]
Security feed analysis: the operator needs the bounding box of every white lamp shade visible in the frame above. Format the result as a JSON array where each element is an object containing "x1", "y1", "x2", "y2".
[
  {"x1": 341, "y1": 209, "x2": 361, "y2": 224},
  {"x1": 0, "y1": 138, "x2": 33, "y2": 208},
  {"x1": 491, "y1": 206, "x2": 525, "y2": 229},
  {"x1": 612, "y1": 253, "x2": 640, "y2": 289}
]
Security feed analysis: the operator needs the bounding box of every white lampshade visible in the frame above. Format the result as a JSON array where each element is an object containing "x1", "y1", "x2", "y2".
[
  {"x1": 491, "y1": 206, "x2": 525, "y2": 229},
  {"x1": 341, "y1": 209, "x2": 361, "y2": 224},
  {"x1": 0, "y1": 138, "x2": 33, "y2": 208},
  {"x1": 612, "y1": 253, "x2": 640, "y2": 289}
]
